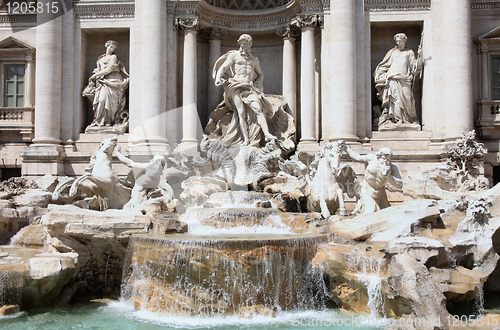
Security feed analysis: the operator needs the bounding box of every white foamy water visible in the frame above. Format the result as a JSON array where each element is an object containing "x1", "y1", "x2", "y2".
[
  {"x1": 345, "y1": 254, "x2": 386, "y2": 318},
  {"x1": 185, "y1": 213, "x2": 295, "y2": 235}
]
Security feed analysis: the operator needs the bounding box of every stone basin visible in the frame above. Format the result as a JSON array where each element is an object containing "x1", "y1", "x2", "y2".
[
  {"x1": 207, "y1": 191, "x2": 274, "y2": 206},
  {"x1": 182, "y1": 208, "x2": 281, "y2": 228},
  {"x1": 121, "y1": 233, "x2": 329, "y2": 316}
]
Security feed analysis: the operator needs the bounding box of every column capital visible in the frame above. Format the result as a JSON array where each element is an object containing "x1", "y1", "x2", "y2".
[
  {"x1": 293, "y1": 14, "x2": 323, "y2": 29},
  {"x1": 202, "y1": 27, "x2": 227, "y2": 41},
  {"x1": 174, "y1": 17, "x2": 199, "y2": 31},
  {"x1": 276, "y1": 21, "x2": 300, "y2": 39}
]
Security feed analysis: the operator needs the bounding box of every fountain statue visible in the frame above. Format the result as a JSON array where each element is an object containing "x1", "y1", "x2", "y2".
[
  {"x1": 203, "y1": 34, "x2": 295, "y2": 153},
  {"x1": 52, "y1": 136, "x2": 131, "y2": 210},
  {"x1": 374, "y1": 33, "x2": 423, "y2": 130},
  {"x1": 305, "y1": 141, "x2": 358, "y2": 217},
  {"x1": 114, "y1": 146, "x2": 173, "y2": 209},
  {"x1": 345, "y1": 146, "x2": 403, "y2": 214},
  {"x1": 82, "y1": 40, "x2": 130, "y2": 134}
]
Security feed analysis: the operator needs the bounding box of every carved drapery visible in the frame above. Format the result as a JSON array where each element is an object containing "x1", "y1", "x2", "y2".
[{"x1": 175, "y1": 17, "x2": 200, "y2": 31}]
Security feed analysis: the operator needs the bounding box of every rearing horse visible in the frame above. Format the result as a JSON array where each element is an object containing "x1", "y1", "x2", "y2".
[
  {"x1": 52, "y1": 136, "x2": 130, "y2": 210},
  {"x1": 306, "y1": 141, "x2": 358, "y2": 218}
]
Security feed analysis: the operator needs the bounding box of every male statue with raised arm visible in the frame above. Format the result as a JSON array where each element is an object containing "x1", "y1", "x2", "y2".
[
  {"x1": 212, "y1": 34, "x2": 276, "y2": 146},
  {"x1": 345, "y1": 146, "x2": 403, "y2": 214}
]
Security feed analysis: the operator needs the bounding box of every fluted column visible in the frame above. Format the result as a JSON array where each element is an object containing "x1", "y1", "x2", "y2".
[
  {"x1": 139, "y1": 0, "x2": 168, "y2": 146},
  {"x1": 321, "y1": 0, "x2": 358, "y2": 142},
  {"x1": 176, "y1": 18, "x2": 200, "y2": 153},
  {"x1": 298, "y1": 15, "x2": 321, "y2": 150},
  {"x1": 278, "y1": 24, "x2": 300, "y2": 119},
  {"x1": 205, "y1": 28, "x2": 226, "y2": 114}
]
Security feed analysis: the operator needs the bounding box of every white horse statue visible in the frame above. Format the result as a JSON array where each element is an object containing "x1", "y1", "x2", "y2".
[
  {"x1": 306, "y1": 140, "x2": 358, "y2": 218},
  {"x1": 53, "y1": 137, "x2": 130, "y2": 210}
]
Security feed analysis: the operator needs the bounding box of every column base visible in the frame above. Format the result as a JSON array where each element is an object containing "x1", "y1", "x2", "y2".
[
  {"x1": 20, "y1": 144, "x2": 65, "y2": 177},
  {"x1": 128, "y1": 141, "x2": 171, "y2": 162},
  {"x1": 175, "y1": 140, "x2": 199, "y2": 155},
  {"x1": 322, "y1": 136, "x2": 360, "y2": 144},
  {"x1": 297, "y1": 140, "x2": 320, "y2": 153}
]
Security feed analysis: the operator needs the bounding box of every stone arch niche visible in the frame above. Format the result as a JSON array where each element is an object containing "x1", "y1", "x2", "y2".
[
  {"x1": 173, "y1": 0, "x2": 324, "y2": 150},
  {"x1": 79, "y1": 29, "x2": 130, "y2": 134},
  {"x1": 197, "y1": 0, "x2": 300, "y2": 32},
  {"x1": 193, "y1": 0, "x2": 302, "y2": 126},
  {"x1": 370, "y1": 21, "x2": 423, "y2": 131}
]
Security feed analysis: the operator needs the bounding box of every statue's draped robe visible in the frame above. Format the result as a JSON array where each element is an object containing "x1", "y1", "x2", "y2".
[
  {"x1": 91, "y1": 55, "x2": 129, "y2": 127},
  {"x1": 374, "y1": 47, "x2": 419, "y2": 124},
  {"x1": 203, "y1": 51, "x2": 295, "y2": 152}
]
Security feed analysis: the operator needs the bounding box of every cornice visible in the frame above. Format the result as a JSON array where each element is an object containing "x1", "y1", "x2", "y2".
[
  {"x1": 364, "y1": 0, "x2": 430, "y2": 12},
  {"x1": 197, "y1": 0, "x2": 301, "y2": 32},
  {"x1": 74, "y1": 1, "x2": 134, "y2": 19},
  {"x1": 0, "y1": 13, "x2": 36, "y2": 24},
  {"x1": 471, "y1": 0, "x2": 500, "y2": 10}
]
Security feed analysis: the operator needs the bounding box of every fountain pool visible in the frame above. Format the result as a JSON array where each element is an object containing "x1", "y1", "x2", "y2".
[{"x1": 0, "y1": 301, "x2": 385, "y2": 330}]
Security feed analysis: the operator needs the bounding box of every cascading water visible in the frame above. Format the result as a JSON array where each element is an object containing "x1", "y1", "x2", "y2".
[
  {"x1": 345, "y1": 254, "x2": 386, "y2": 318},
  {"x1": 121, "y1": 233, "x2": 329, "y2": 316},
  {"x1": 120, "y1": 191, "x2": 330, "y2": 317},
  {"x1": 0, "y1": 249, "x2": 26, "y2": 308},
  {"x1": 474, "y1": 282, "x2": 485, "y2": 316}
]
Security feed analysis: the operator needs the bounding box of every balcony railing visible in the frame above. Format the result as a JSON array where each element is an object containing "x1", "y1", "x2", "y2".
[{"x1": 0, "y1": 107, "x2": 34, "y2": 142}]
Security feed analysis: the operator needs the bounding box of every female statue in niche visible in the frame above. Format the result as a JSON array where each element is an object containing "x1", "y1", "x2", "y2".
[
  {"x1": 374, "y1": 33, "x2": 423, "y2": 129},
  {"x1": 83, "y1": 40, "x2": 130, "y2": 133}
]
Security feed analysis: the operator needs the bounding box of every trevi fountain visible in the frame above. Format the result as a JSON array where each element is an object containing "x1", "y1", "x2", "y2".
[{"x1": 0, "y1": 1, "x2": 500, "y2": 330}]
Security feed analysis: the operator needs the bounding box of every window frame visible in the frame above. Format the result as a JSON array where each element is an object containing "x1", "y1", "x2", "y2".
[{"x1": 2, "y1": 62, "x2": 26, "y2": 108}]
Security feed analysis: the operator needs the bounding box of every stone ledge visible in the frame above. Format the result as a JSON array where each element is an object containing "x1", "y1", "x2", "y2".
[{"x1": 42, "y1": 205, "x2": 151, "y2": 239}]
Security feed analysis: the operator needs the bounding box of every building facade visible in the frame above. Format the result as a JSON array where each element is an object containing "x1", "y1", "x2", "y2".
[{"x1": 0, "y1": 0, "x2": 499, "y2": 184}]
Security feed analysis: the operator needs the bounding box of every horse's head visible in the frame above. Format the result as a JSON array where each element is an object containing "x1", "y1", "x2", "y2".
[
  {"x1": 98, "y1": 136, "x2": 118, "y2": 155},
  {"x1": 319, "y1": 140, "x2": 345, "y2": 160}
]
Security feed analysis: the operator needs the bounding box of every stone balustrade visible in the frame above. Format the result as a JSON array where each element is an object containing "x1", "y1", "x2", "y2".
[{"x1": 0, "y1": 107, "x2": 34, "y2": 142}]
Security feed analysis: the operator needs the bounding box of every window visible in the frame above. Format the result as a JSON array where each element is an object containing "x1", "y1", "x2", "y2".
[
  {"x1": 493, "y1": 56, "x2": 500, "y2": 100},
  {"x1": 4, "y1": 64, "x2": 24, "y2": 107}
]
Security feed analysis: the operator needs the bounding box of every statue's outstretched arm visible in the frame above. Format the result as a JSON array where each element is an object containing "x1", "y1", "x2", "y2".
[
  {"x1": 115, "y1": 146, "x2": 140, "y2": 168},
  {"x1": 345, "y1": 147, "x2": 369, "y2": 163},
  {"x1": 388, "y1": 163, "x2": 403, "y2": 189},
  {"x1": 215, "y1": 53, "x2": 234, "y2": 86}
]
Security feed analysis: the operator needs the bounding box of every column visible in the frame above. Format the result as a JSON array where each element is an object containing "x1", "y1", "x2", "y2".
[
  {"x1": 298, "y1": 15, "x2": 320, "y2": 150},
  {"x1": 206, "y1": 28, "x2": 226, "y2": 115},
  {"x1": 321, "y1": 0, "x2": 358, "y2": 142},
  {"x1": 278, "y1": 24, "x2": 299, "y2": 119},
  {"x1": 33, "y1": 10, "x2": 62, "y2": 145},
  {"x1": 24, "y1": 53, "x2": 34, "y2": 108},
  {"x1": 60, "y1": 9, "x2": 75, "y2": 145},
  {"x1": 176, "y1": 18, "x2": 200, "y2": 153},
  {"x1": 165, "y1": 8, "x2": 180, "y2": 145},
  {"x1": 441, "y1": 0, "x2": 473, "y2": 138},
  {"x1": 355, "y1": 0, "x2": 367, "y2": 139},
  {"x1": 20, "y1": 1, "x2": 65, "y2": 176},
  {"x1": 138, "y1": 0, "x2": 168, "y2": 146}
]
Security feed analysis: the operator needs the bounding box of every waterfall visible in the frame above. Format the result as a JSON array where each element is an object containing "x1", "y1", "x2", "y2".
[
  {"x1": 345, "y1": 254, "x2": 386, "y2": 318},
  {"x1": 0, "y1": 270, "x2": 24, "y2": 307},
  {"x1": 121, "y1": 233, "x2": 329, "y2": 316},
  {"x1": 473, "y1": 282, "x2": 484, "y2": 317}
]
